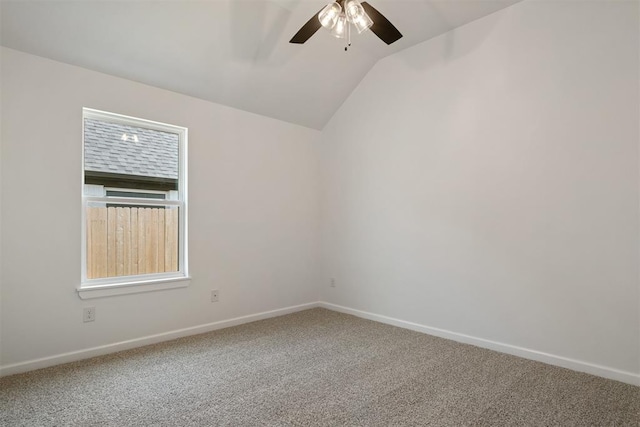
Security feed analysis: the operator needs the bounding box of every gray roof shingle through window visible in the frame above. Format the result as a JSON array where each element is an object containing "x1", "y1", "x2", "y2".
[{"x1": 84, "y1": 118, "x2": 178, "y2": 180}]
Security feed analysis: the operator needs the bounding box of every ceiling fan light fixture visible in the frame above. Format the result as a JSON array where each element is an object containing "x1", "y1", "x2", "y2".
[
  {"x1": 344, "y1": 0, "x2": 373, "y2": 34},
  {"x1": 290, "y1": 1, "x2": 402, "y2": 47},
  {"x1": 318, "y1": 2, "x2": 342, "y2": 29},
  {"x1": 352, "y1": 10, "x2": 373, "y2": 33},
  {"x1": 344, "y1": 0, "x2": 362, "y2": 22},
  {"x1": 330, "y1": 13, "x2": 348, "y2": 39}
]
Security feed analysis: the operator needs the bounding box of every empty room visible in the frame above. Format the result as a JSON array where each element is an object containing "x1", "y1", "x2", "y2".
[{"x1": 1, "y1": 0, "x2": 638, "y2": 425}]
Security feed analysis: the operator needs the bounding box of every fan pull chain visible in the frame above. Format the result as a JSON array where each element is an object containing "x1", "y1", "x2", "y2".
[{"x1": 346, "y1": 21, "x2": 351, "y2": 51}]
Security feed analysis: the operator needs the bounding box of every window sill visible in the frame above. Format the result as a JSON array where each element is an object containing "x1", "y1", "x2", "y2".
[{"x1": 77, "y1": 276, "x2": 191, "y2": 299}]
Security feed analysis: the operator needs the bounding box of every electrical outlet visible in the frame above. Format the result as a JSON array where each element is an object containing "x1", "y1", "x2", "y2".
[
  {"x1": 330, "y1": 278, "x2": 336, "y2": 288},
  {"x1": 211, "y1": 289, "x2": 219, "y2": 302},
  {"x1": 83, "y1": 307, "x2": 96, "y2": 322}
]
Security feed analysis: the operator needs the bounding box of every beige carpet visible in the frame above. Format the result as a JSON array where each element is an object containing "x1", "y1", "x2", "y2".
[{"x1": 1, "y1": 308, "x2": 638, "y2": 426}]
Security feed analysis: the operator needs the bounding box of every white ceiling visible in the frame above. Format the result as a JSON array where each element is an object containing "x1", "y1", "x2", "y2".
[{"x1": 0, "y1": 0, "x2": 522, "y2": 129}]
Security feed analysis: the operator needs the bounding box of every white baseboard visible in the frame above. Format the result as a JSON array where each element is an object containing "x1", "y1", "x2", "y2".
[
  {"x1": 3, "y1": 301, "x2": 638, "y2": 387},
  {"x1": 0, "y1": 302, "x2": 319, "y2": 377},
  {"x1": 319, "y1": 302, "x2": 640, "y2": 387}
]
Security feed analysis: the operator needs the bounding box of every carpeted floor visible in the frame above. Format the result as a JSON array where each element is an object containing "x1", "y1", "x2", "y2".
[{"x1": 1, "y1": 308, "x2": 638, "y2": 426}]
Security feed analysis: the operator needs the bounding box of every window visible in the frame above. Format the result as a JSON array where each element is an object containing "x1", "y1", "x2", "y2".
[{"x1": 80, "y1": 108, "x2": 188, "y2": 298}]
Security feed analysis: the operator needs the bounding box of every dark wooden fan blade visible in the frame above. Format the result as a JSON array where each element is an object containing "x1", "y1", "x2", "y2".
[
  {"x1": 289, "y1": 9, "x2": 323, "y2": 44},
  {"x1": 361, "y1": 2, "x2": 402, "y2": 45}
]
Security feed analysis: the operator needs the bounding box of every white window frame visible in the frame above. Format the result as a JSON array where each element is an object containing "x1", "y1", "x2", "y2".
[
  {"x1": 104, "y1": 188, "x2": 170, "y2": 199},
  {"x1": 79, "y1": 108, "x2": 189, "y2": 299}
]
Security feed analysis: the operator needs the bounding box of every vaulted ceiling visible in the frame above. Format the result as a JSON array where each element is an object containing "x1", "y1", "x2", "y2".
[{"x1": 1, "y1": 0, "x2": 521, "y2": 129}]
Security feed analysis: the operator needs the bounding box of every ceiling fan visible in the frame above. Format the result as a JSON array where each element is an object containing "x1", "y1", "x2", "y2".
[{"x1": 290, "y1": 0, "x2": 402, "y2": 48}]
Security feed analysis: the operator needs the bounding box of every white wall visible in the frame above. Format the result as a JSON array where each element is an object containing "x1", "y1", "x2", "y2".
[
  {"x1": 320, "y1": 0, "x2": 639, "y2": 379},
  {"x1": 0, "y1": 47, "x2": 321, "y2": 368}
]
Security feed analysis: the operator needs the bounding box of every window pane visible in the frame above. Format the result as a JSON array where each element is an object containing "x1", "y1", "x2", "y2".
[
  {"x1": 84, "y1": 118, "x2": 179, "y2": 192},
  {"x1": 86, "y1": 205, "x2": 180, "y2": 279}
]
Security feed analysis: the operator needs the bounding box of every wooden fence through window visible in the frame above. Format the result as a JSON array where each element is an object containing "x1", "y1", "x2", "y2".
[{"x1": 86, "y1": 206, "x2": 179, "y2": 279}]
